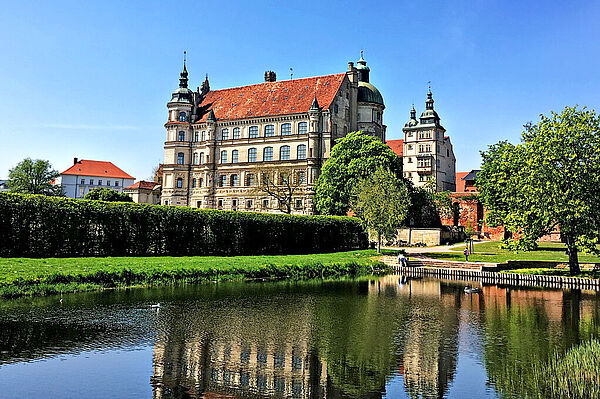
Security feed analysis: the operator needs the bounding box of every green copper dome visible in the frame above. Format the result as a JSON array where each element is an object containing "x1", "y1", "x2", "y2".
[{"x1": 357, "y1": 82, "x2": 384, "y2": 105}]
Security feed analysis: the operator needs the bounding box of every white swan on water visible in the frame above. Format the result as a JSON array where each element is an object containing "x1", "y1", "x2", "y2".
[{"x1": 150, "y1": 303, "x2": 161, "y2": 309}]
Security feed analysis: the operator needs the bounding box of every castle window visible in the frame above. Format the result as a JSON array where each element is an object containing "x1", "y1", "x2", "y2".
[
  {"x1": 177, "y1": 152, "x2": 184, "y2": 164},
  {"x1": 192, "y1": 178, "x2": 197, "y2": 188},
  {"x1": 408, "y1": 157, "x2": 412, "y2": 163},
  {"x1": 176, "y1": 178, "x2": 183, "y2": 188},
  {"x1": 193, "y1": 153, "x2": 199, "y2": 165},
  {"x1": 115, "y1": 181, "x2": 119, "y2": 186},
  {"x1": 178, "y1": 112, "x2": 187, "y2": 122},
  {"x1": 219, "y1": 175, "x2": 227, "y2": 187},
  {"x1": 201, "y1": 131, "x2": 206, "y2": 141},
  {"x1": 220, "y1": 150, "x2": 228, "y2": 163},
  {"x1": 297, "y1": 144, "x2": 306, "y2": 159},
  {"x1": 246, "y1": 173, "x2": 255, "y2": 186},
  {"x1": 90, "y1": 179, "x2": 94, "y2": 185},
  {"x1": 231, "y1": 150, "x2": 239, "y2": 163},
  {"x1": 231, "y1": 175, "x2": 239, "y2": 187},
  {"x1": 199, "y1": 177, "x2": 203, "y2": 187},
  {"x1": 199, "y1": 152, "x2": 205, "y2": 164},
  {"x1": 263, "y1": 199, "x2": 269, "y2": 208},
  {"x1": 263, "y1": 147, "x2": 273, "y2": 161},
  {"x1": 218, "y1": 199, "x2": 223, "y2": 208},
  {"x1": 233, "y1": 127, "x2": 240, "y2": 139},
  {"x1": 221, "y1": 128, "x2": 229, "y2": 140},
  {"x1": 249, "y1": 126, "x2": 259, "y2": 138},
  {"x1": 408, "y1": 144, "x2": 413, "y2": 150},
  {"x1": 297, "y1": 171, "x2": 306, "y2": 184},
  {"x1": 178, "y1": 131, "x2": 185, "y2": 141},
  {"x1": 265, "y1": 124, "x2": 275, "y2": 137},
  {"x1": 248, "y1": 148, "x2": 257, "y2": 162},
  {"x1": 246, "y1": 200, "x2": 253, "y2": 208},
  {"x1": 98, "y1": 180, "x2": 102, "y2": 186},
  {"x1": 281, "y1": 123, "x2": 291, "y2": 136},
  {"x1": 80, "y1": 179, "x2": 85, "y2": 185},
  {"x1": 194, "y1": 131, "x2": 199, "y2": 142},
  {"x1": 106, "y1": 180, "x2": 110, "y2": 186},
  {"x1": 298, "y1": 122, "x2": 307, "y2": 135},
  {"x1": 196, "y1": 201, "x2": 202, "y2": 208},
  {"x1": 295, "y1": 199, "x2": 303, "y2": 209},
  {"x1": 280, "y1": 145, "x2": 290, "y2": 160}
]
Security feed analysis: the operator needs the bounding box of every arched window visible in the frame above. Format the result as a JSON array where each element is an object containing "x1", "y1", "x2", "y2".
[
  {"x1": 248, "y1": 148, "x2": 257, "y2": 162},
  {"x1": 220, "y1": 150, "x2": 227, "y2": 163},
  {"x1": 178, "y1": 131, "x2": 185, "y2": 141},
  {"x1": 231, "y1": 175, "x2": 239, "y2": 187},
  {"x1": 297, "y1": 144, "x2": 306, "y2": 159},
  {"x1": 176, "y1": 177, "x2": 183, "y2": 188},
  {"x1": 263, "y1": 147, "x2": 273, "y2": 161},
  {"x1": 219, "y1": 175, "x2": 227, "y2": 187},
  {"x1": 281, "y1": 123, "x2": 291, "y2": 136},
  {"x1": 221, "y1": 128, "x2": 229, "y2": 140},
  {"x1": 178, "y1": 112, "x2": 187, "y2": 122},
  {"x1": 193, "y1": 152, "x2": 199, "y2": 165},
  {"x1": 177, "y1": 152, "x2": 184, "y2": 165},
  {"x1": 280, "y1": 145, "x2": 290, "y2": 160},
  {"x1": 265, "y1": 124, "x2": 275, "y2": 137},
  {"x1": 231, "y1": 150, "x2": 239, "y2": 163},
  {"x1": 298, "y1": 122, "x2": 307, "y2": 135},
  {"x1": 194, "y1": 131, "x2": 199, "y2": 142},
  {"x1": 199, "y1": 152, "x2": 205, "y2": 164},
  {"x1": 249, "y1": 126, "x2": 259, "y2": 138},
  {"x1": 233, "y1": 127, "x2": 240, "y2": 139},
  {"x1": 192, "y1": 178, "x2": 197, "y2": 188}
]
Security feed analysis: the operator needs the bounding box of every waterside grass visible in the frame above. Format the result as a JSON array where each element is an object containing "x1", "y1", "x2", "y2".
[{"x1": 0, "y1": 250, "x2": 388, "y2": 298}]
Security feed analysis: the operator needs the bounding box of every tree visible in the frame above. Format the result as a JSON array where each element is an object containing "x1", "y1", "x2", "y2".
[
  {"x1": 424, "y1": 178, "x2": 454, "y2": 221},
  {"x1": 352, "y1": 167, "x2": 410, "y2": 253},
  {"x1": 253, "y1": 166, "x2": 304, "y2": 214},
  {"x1": 7, "y1": 158, "x2": 63, "y2": 196},
  {"x1": 315, "y1": 131, "x2": 403, "y2": 215},
  {"x1": 84, "y1": 187, "x2": 133, "y2": 202},
  {"x1": 477, "y1": 106, "x2": 600, "y2": 274}
]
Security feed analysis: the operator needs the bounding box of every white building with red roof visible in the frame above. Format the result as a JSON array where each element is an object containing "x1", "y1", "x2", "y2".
[
  {"x1": 162, "y1": 53, "x2": 386, "y2": 213},
  {"x1": 56, "y1": 158, "x2": 135, "y2": 199},
  {"x1": 123, "y1": 180, "x2": 161, "y2": 205}
]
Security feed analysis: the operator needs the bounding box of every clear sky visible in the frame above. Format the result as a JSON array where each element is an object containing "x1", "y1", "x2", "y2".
[{"x1": 1, "y1": 0, "x2": 598, "y2": 180}]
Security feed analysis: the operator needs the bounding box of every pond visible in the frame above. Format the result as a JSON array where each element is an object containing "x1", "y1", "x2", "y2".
[{"x1": 0, "y1": 275, "x2": 599, "y2": 399}]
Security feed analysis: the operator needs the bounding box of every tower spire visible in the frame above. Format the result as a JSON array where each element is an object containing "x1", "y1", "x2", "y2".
[
  {"x1": 425, "y1": 85, "x2": 434, "y2": 110},
  {"x1": 179, "y1": 51, "x2": 189, "y2": 88}
]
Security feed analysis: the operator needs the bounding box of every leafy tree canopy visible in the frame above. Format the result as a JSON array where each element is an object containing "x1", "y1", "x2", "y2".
[
  {"x1": 315, "y1": 131, "x2": 403, "y2": 215},
  {"x1": 84, "y1": 187, "x2": 133, "y2": 202},
  {"x1": 353, "y1": 167, "x2": 410, "y2": 252},
  {"x1": 477, "y1": 106, "x2": 600, "y2": 273},
  {"x1": 7, "y1": 158, "x2": 62, "y2": 196}
]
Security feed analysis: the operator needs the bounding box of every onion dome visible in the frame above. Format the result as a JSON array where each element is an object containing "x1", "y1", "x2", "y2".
[
  {"x1": 419, "y1": 89, "x2": 440, "y2": 122},
  {"x1": 356, "y1": 52, "x2": 384, "y2": 106},
  {"x1": 404, "y1": 105, "x2": 419, "y2": 127},
  {"x1": 169, "y1": 53, "x2": 193, "y2": 104}
]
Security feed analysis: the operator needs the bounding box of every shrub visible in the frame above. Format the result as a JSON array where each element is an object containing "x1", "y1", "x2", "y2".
[{"x1": 0, "y1": 192, "x2": 368, "y2": 257}]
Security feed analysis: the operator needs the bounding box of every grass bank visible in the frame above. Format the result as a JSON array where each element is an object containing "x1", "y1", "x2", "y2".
[
  {"x1": 424, "y1": 241, "x2": 600, "y2": 264},
  {"x1": 0, "y1": 250, "x2": 387, "y2": 298}
]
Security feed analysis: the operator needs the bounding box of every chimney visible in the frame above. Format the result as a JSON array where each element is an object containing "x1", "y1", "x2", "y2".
[
  {"x1": 73, "y1": 157, "x2": 78, "y2": 165},
  {"x1": 264, "y1": 71, "x2": 277, "y2": 82}
]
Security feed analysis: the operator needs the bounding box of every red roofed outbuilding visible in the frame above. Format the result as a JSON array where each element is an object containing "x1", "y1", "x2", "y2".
[
  {"x1": 55, "y1": 158, "x2": 135, "y2": 199},
  {"x1": 124, "y1": 181, "x2": 161, "y2": 205}
]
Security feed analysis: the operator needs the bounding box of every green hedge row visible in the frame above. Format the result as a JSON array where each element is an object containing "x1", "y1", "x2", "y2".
[{"x1": 0, "y1": 193, "x2": 368, "y2": 257}]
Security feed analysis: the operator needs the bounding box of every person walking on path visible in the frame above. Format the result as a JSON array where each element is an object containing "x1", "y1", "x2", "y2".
[
  {"x1": 398, "y1": 251, "x2": 408, "y2": 267},
  {"x1": 464, "y1": 247, "x2": 470, "y2": 262}
]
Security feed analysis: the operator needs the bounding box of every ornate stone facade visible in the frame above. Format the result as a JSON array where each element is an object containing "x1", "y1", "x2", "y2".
[{"x1": 161, "y1": 54, "x2": 386, "y2": 213}]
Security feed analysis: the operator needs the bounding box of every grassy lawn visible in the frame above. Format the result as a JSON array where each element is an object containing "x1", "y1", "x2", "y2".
[
  {"x1": 425, "y1": 241, "x2": 600, "y2": 264},
  {"x1": 0, "y1": 250, "x2": 386, "y2": 298}
]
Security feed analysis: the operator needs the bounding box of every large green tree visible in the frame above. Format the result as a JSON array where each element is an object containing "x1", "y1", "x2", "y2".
[
  {"x1": 315, "y1": 131, "x2": 403, "y2": 215},
  {"x1": 353, "y1": 167, "x2": 410, "y2": 253},
  {"x1": 84, "y1": 187, "x2": 133, "y2": 202},
  {"x1": 477, "y1": 106, "x2": 600, "y2": 274},
  {"x1": 7, "y1": 158, "x2": 62, "y2": 196}
]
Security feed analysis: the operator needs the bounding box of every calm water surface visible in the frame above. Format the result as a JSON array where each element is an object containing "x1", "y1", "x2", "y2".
[{"x1": 1, "y1": 275, "x2": 599, "y2": 399}]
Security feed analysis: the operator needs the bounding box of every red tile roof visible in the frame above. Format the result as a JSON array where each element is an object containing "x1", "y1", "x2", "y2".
[
  {"x1": 196, "y1": 73, "x2": 347, "y2": 121},
  {"x1": 61, "y1": 160, "x2": 134, "y2": 179},
  {"x1": 386, "y1": 139, "x2": 404, "y2": 157},
  {"x1": 455, "y1": 172, "x2": 469, "y2": 192},
  {"x1": 125, "y1": 180, "x2": 160, "y2": 190}
]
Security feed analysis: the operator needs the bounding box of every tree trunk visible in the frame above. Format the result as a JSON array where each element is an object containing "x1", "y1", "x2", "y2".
[
  {"x1": 377, "y1": 232, "x2": 381, "y2": 254},
  {"x1": 565, "y1": 234, "x2": 581, "y2": 275}
]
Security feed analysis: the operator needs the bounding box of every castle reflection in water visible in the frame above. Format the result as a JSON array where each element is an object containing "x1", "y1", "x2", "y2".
[{"x1": 150, "y1": 276, "x2": 598, "y2": 399}]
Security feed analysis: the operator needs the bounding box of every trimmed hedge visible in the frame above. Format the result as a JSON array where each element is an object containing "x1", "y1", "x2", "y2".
[{"x1": 0, "y1": 193, "x2": 368, "y2": 257}]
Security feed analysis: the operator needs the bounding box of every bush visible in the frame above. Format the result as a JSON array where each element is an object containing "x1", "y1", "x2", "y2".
[
  {"x1": 84, "y1": 187, "x2": 133, "y2": 202},
  {"x1": 0, "y1": 192, "x2": 368, "y2": 257}
]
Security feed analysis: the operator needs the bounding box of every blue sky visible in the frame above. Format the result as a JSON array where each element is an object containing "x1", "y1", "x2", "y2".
[{"x1": 1, "y1": 0, "x2": 598, "y2": 180}]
